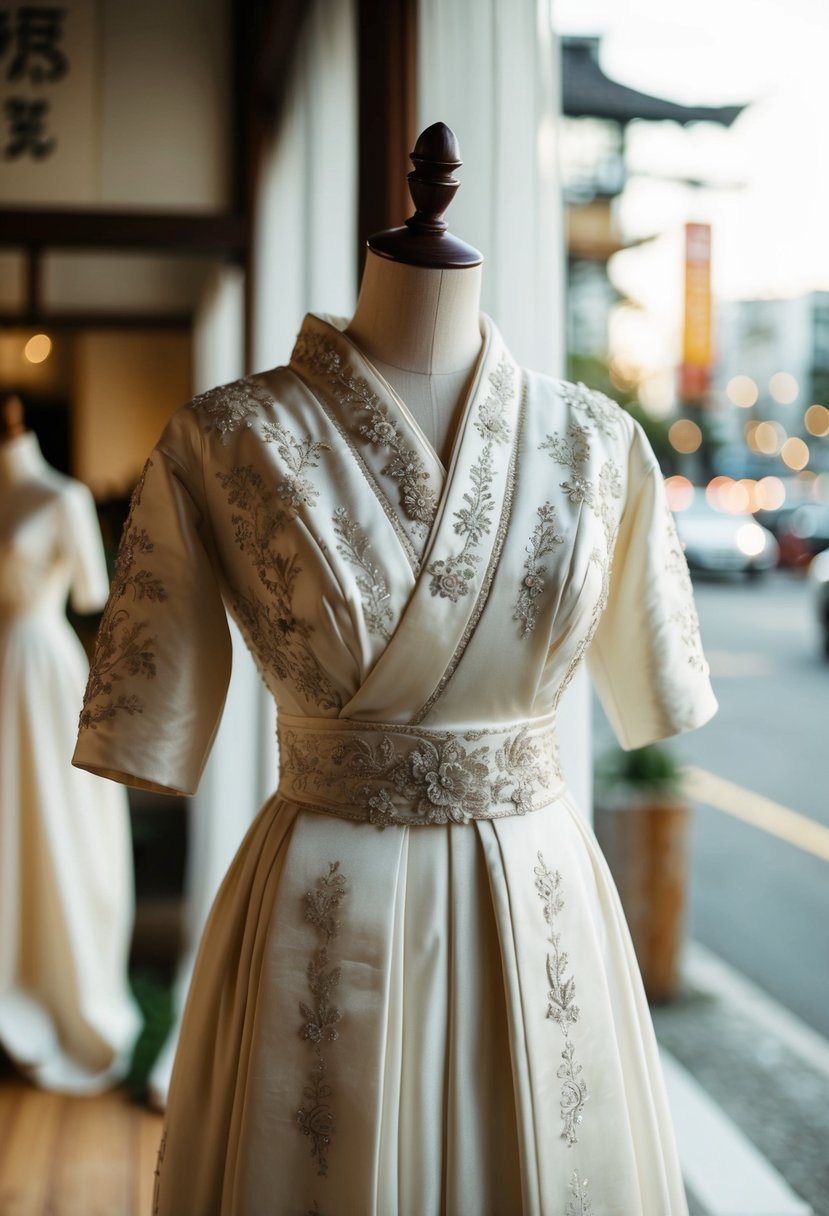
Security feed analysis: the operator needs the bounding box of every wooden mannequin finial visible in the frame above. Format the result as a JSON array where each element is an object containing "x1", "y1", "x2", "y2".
[{"x1": 368, "y1": 122, "x2": 483, "y2": 269}]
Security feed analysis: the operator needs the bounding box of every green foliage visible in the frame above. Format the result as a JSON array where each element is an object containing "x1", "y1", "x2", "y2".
[
  {"x1": 123, "y1": 968, "x2": 174, "y2": 1102},
  {"x1": 595, "y1": 743, "x2": 686, "y2": 798}
]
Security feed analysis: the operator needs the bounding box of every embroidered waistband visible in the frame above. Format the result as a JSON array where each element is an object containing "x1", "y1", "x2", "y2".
[{"x1": 276, "y1": 713, "x2": 563, "y2": 827}]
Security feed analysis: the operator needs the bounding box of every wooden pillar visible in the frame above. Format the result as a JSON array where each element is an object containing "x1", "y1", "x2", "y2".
[{"x1": 356, "y1": 0, "x2": 418, "y2": 270}]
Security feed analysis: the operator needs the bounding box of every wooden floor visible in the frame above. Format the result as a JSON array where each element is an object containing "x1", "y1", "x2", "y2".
[{"x1": 0, "y1": 1075, "x2": 163, "y2": 1216}]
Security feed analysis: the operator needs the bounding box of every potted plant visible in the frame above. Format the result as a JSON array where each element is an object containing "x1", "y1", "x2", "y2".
[{"x1": 593, "y1": 743, "x2": 691, "y2": 1003}]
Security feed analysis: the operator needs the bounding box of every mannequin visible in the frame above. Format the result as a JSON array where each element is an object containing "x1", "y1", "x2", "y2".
[
  {"x1": 344, "y1": 122, "x2": 484, "y2": 467},
  {"x1": 0, "y1": 392, "x2": 140, "y2": 1092}
]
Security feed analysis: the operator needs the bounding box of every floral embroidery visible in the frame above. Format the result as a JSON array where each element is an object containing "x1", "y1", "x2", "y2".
[
  {"x1": 297, "y1": 862, "x2": 348, "y2": 1177},
  {"x1": 566, "y1": 1169, "x2": 593, "y2": 1215},
  {"x1": 217, "y1": 464, "x2": 341, "y2": 710},
  {"x1": 514, "y1": 502, "x2": 564, "y2": 636},
  {"x1": 279, "y1": 717, "x2": 561, "y2": 828},
  {"x1": 190, "y1": 375, "x2": 275, "y2": 444},
  {"x1": 427, "y1": 359, "x2": 514, "y2": 601},
  {"x1": 292, "y1": 331, "x2": 437, "y2": 534},
  {"x1": 79, "y1": 458, "x2": 167, "y2": 729},
  {"x1": 534, "y1": 853, "x2": 588, "y2": 1145},
  {"x1": 332, "y1": 507, "x2": 393, "y2": 640},
  {"x1": 540, "y1": 423, "x2": 594, "y2": 509},
  {"x1": 261, "y1": 419, "x2": 331, "y2": 508},
  {"x1": 555, "y1": 379, "x2": 623, "y2": 437},
  {"x1": 152, "y1": 1128, "x2": 167, "y2": 1215},
  {"x1": 664, "y1": 502, "x2": 706, "y2": 672}
]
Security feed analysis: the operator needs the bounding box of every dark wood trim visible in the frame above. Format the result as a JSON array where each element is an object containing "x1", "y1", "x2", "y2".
[
  {"x1": 356, "y1": 0, "x2": 418, "y2": 271},
  {"x1": 0, "y1": 209, "x2": 247, "y2": 255},
  {"x1": 0, "y1": 310, "x2": 192, "y2": 330}
]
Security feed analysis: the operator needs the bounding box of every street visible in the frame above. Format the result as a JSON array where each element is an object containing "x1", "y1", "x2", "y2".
[{"x1": 592, "y1": 568, "x2": 829, "y2": 1038}]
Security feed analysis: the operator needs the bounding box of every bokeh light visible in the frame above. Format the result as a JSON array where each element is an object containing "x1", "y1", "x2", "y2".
[
  {"x1": 769, "y1": 372, "x2": 799, "y2": 404},
  {"x1": 664, "y1": 474, "x2": 695, "y2": 511},
  {"x1": 804, "y1": 404, "x2": 829, "y2": 437},
  {"x1": 754, "y1": 421, "x2": 785, "y2": 455},
  {"x1": 668, "y1": 418, "x2": 702, "y2": 454},
  {"x1": 781, "y1": 437, "x2": 810, "y2": 470},
  {"x1": 24, "y1": 334, "x2": 52, "y2": 364},
  {"x1": 756, "y1": 476, "x2": 786, "y2": 511},
  {"x1": 727, "y1": 375, "x2": 759, "y2": 408}
]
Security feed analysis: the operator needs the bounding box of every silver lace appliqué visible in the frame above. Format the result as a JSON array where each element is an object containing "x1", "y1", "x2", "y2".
[
  {"x1": 297, "y1": 861, "x2": 348, "y2": 1178},
  {"x1": 190, "y1": 376, "x2": 276, "y2": 444},
  {"x1": 566, "y1": 1169, "x2": 594, "y2": 1215},
  {"x1": 534, "y1": 852, "x2": 588, "y2": 1145},
  {"x1": 514, "y1": 502, "x2": 564, "y2": 637},
  {"x1": 332, "y1": 507, "x2": 393, "y2": 640},
  {"x1": 663, "y1": 501, "x2": 706, "y2": 672},
  {"x1": 427, "y1": 358, "x2": 515, "y2": 602}
]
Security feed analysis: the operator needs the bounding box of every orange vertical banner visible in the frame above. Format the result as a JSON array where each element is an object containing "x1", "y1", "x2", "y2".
[{"x1": 680, "y1": 221, "x2": 712, "y2": 402}]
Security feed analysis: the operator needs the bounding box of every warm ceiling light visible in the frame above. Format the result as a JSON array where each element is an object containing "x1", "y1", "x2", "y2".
[{"x1": 24, "y1": 333, "x2": 52, "y2": 364}]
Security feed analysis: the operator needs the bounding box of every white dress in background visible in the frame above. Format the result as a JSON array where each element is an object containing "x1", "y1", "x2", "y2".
[
  {"x1": 0, "y1": 432, "x2": 140, "y2": 1092},
  {"x1": 74, "y1": 313, "x2": 718, "y2": 1214}
]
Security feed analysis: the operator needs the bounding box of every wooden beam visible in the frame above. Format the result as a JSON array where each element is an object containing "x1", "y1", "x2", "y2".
[
  {"x1": 356, "y1": 0, "x2": 418, "y2": 267},
  {"x1": 0, "y1": 209, "x2": 247, "y2": 256},
  {"x1": 0, "y1": 310, "x2": 192, "y2": 330}
]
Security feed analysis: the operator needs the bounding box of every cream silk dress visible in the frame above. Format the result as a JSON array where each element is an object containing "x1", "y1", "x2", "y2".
[
  {"x1": 0, "y1": 432, "x2": 140, "y2": 1092},
  {"x1": 74, "y1": 314, "x2": 718, "y2": 1215}
]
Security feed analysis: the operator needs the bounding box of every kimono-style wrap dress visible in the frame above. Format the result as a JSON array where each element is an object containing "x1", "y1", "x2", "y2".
[{"x1": 73, "y1": 313, "x2": 718, "y2": 1216}]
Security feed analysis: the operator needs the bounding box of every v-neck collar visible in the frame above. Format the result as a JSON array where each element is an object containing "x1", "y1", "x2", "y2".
[{"x1": 288, "y1": 310, "x2": 525, "y2": 722}]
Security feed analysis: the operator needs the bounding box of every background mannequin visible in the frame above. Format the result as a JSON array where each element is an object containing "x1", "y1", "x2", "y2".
[{"x1": 0, "y1": 392, "x2": 140, "y2": 1092}]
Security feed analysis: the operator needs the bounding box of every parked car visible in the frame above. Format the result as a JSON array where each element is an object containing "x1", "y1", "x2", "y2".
[
  {"x1": 673, "y1": 488, "x2": 779, "y2": 577},
  {"x1": 774, "y1": 502, "x2": 829, "y2": 569},
  {"x1": 810, "y1": 549, "x2": 829, "y2": 659}
]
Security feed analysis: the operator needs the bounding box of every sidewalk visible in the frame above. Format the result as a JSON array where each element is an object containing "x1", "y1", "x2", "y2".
[{"x1": 653, "y1": 943, "x2": 829, "y2": 1216}]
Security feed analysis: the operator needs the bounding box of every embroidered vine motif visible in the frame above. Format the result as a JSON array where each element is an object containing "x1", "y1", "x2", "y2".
[
  {"x1": 297, "y1": 862, "x2": 348, "y2": 1177},
  {"x1": 514, "y1": 502, "x2": 565, "y2": 637},
  {"x1": 292, "y1": 330, "x2": 437, "y2": 533},
  {"x1": 540, "y1": 422, "x2": 594, "y2": 509},
  {"x1": 261, "y1": 419, "x2": 331, "y2": 508},
  {"x1": 566, "y1": 1169, "x2": 593, "y2": 1216},
  {"x1": 332, "y1": 507, "x2": 393, "y2": 640},
  {"x1": 280, "y1": 720, "x2": 560, "y2": 827},
  {"x1": 217, "y1": 464, "x2": 341, "y2": 710},
  {"x1": 151, "y1": 1128, "x2": 167, "y2": 1215},
  {"x1": 555, "y1": 379, "x2": 624, "y2": 437},
  {"x1": 427, "y1": 358, "x2": 514, "y2": 602},
  {"x1": 79, "y1": 458, "x2": 167, "y2": 730},
  {"x1": 190, "y1": 375, "x2": 276, "y2": 444},
  {"x1": 534, "y1": 852, "x2": 588, "y2": 1146},
  {"x1": 663, "y1": 502, "x2": 706, "y2": 671}
]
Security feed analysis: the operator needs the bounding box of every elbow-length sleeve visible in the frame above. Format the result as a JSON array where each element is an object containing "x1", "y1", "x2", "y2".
[
  {"x1": 72, "y1": 413, "x2": 232, "y2": 796},
  {"x1": 62, "y1": 480, "x2": 111, "y2": 615},
  {"x1": 587, "y1": 420, "x2": 718, "y2": 750}
]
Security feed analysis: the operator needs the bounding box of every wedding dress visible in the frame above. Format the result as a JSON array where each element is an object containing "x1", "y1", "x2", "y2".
[
  {"x1": 74, "y1": 312, "x2": 717, "y2": 1214},
  {"x1": 0, "y1": 431, "x2": 139, "y2": 1092}
]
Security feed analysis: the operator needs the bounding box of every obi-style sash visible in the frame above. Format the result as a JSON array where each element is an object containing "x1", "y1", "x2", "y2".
[{"x1": 276, "y1": 712, "x2": 564, "y2": 827}]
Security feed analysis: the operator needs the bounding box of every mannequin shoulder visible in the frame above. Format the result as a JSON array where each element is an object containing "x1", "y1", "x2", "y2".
[{"x1": 525, "y1": 370, "x2": 637, "y2": 449}]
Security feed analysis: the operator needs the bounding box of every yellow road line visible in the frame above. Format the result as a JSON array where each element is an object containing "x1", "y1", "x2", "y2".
[{"x1": 684, "y1": 766, "x2": 829, "y2": 864}]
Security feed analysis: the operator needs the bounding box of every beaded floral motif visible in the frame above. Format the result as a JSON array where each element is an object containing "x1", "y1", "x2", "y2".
[
  {"x1": 555, "y1": 378, "x2": 624, "y2": 437},
  {"x1": 190, "y1": 375, "x2": 276, "y2": 444},
  {"x1": 427, "y1": 358, "x2": 515, "y2": 602},
  {"x1": 566, "y1": 1170, "x2": 593, "y2": 1215},
  {"x1": 534, "y1": 852, "x2": 588, "y2": 1145},
  {"x1": 663, "y1": 502, "x2": 706, "y2": 672},
  {"x1": 297, "y1": 862, "x2": 348, "y2": 1177},
  {"x1": 514, "y1": 502, "x2": 564, "y2": 637},
  {"x1": 332, "y1": 507, "x2": 393, "y2": 640},
  {"x1": 217, "y1": 462, "x2": 341, "y2": 710},
  {"x1": 79, "y1": 458, "x2": 166, "y2": 729},
  {"x1": 280, "y1": 720, "x2": 560, "y2": 827},
  {"x1": 292, "y1": 330, "x2": 437, "y2": 534}
]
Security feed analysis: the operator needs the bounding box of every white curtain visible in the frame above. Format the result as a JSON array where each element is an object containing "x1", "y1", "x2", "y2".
[{"x1": 416, "y1": 0, "x2": 591, "y2": 813}]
